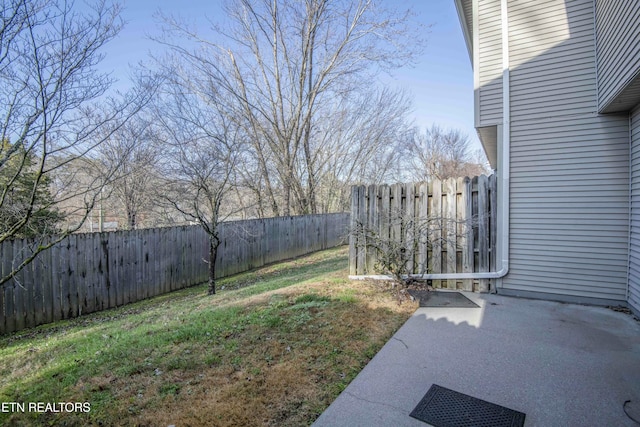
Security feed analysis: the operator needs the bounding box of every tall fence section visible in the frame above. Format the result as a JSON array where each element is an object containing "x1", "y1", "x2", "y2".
[
  {"x1": 0, "y1": 213, "x2": 350, "y2": 334},
  {"x1": 349, "y1": 176, "x2": 496, "y2": 291}
]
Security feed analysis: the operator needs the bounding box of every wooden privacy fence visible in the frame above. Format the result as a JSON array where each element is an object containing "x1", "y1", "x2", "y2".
[
  {"x1": 349, "y1": 176, "x2": 496, "y2": 291},
  {"x1": 0, "y1": 213, "x2": 350, "y2": 334}
]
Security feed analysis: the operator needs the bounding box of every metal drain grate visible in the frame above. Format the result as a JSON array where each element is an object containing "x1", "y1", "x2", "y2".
[{"x1": 410, "y1": 384, "x2": 525, "y2": 427}]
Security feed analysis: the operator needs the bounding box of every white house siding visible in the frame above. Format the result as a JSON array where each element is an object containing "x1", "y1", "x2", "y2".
[
  {"x1": 477, "y1": 0, "x2": 502, "y2": 126},
  {"x1": 629, "y1": 105, "x2": 640, "y2": 316},
  {"x1": 502, "y1": 0, "x2": 630, "y2": 302},
  {"x1": 595, "y1": 0, "x2": 640, "y2": 113}
]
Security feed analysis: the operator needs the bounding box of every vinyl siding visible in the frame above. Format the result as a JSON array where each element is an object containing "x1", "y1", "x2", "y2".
[
  {"x1": 509, "y1": 0, "x2": 597, "y2": 120},
  {"x1": 503, "y1": 0, "x2": 629, "y2": 302},
  {"x1": 629, "y1": 105, "x2": 640, "y2": 316},
  {"x1": 596, "y1": 0, "x2": 640, "y2": 112},
  {"x1": 478, "y1": 0, "x2": 502, "y2": 125}
]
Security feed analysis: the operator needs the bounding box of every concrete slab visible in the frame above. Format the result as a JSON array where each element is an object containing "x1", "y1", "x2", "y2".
[{"x1": 313, "y1": 292, "x2": 640, "y2": 427}]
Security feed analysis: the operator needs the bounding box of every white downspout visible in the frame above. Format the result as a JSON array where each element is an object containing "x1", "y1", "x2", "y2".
[{"x1": 349, "y1": 0, "x2": 510, "y2": 284}]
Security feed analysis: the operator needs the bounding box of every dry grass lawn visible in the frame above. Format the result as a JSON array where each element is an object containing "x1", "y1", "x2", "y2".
[{"x1": 0, "y1": 247, "x2": 416, "y2": 426}]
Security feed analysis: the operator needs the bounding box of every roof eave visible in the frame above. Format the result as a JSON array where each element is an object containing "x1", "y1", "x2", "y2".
[{"x1": 454, "y1": 0, "x2": 473, "y2": 66}]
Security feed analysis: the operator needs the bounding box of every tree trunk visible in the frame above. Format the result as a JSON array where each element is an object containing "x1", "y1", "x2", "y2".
[
  {"x1": 127, "y1": 210, "x2": 136, "y2": 230},
  {"x1": 208, "y1": 236, "x2": 219, "y2": 295},
  {"x1": 303, "y1": 139, "x2": 317, "y2": 214},
  {"x1": 283, "y1": 180, "x2": 291, "y2": 216},
  {"x1": 252, "y1": 139, "x2": 280, "y2": 217}
]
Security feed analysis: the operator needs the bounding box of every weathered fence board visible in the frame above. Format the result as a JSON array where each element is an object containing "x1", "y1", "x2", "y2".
[
  {"x1": 349, "y1": 176, "x2": 496, "y2": 291},
  {"x1": 489, "y1": 174, "x2": 498, "y2": 274},
  {"x1": 431, "y1": 180, "x2": 443, "y2": 287},
  {"x1": 416, "y1": 183, "x2": 428, "y2": 274},
  {"x1": 477, "y1": 175, "x2": 490, "y2": 292},
  {"x1": 445, "y1": 179, "x2": 457, "y2": 290},
  {"x1": 0, "y1": 213, "x2": 349, "y2": 334},
  {"x1": 14, "y1": 240, "x2": 25, "y2": 331}
]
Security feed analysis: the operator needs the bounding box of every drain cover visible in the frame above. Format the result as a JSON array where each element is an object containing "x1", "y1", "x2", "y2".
[
  {"x1": 407, "y1": 290, "x2": 479, "y2": 308},
  {"x1": 410, "y1": 384, "x2": 525, "y2": 427}
]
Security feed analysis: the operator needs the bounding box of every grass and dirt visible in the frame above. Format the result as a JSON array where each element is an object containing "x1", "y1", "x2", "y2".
[{"x1": 0, "y1": 247, "x2": 416, "y2": 426}]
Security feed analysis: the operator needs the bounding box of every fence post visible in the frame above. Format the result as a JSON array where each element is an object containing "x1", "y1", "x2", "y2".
[
  {"x1": 431, "y1": 179, "x2": 443, "y2": 287},
  {"x1": 416, "y1": 182, "x2": 429, "y2": 274},
  {"x1": 477, "y1": 175, "x2": 490, "y2": 292},
  {"x1": 356, "y1": 186, "x2": 367, "y2": 275},
  {"x1": 445, "y1": 178, "x2": 457, "y2": 289},
  {"x1": 349, "y1": 186, "x2": 359, "y2": 275},
  {"x1": 405, "y1": 183, "x2": 416, "y2": 274},
  {"x1": 461, "y1": 177, "x2": 473, "y2": 291},
  {"x1": 366, "y1": 185, "x2": 378, "y2": 274},
  {"x1": 489, "y1": 174, "x2": 498, "y2": 291}
]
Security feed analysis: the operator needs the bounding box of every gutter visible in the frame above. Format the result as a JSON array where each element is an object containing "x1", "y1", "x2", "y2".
[{"x1": 350, "y1": 0, "x2": 511, "y2": 288}]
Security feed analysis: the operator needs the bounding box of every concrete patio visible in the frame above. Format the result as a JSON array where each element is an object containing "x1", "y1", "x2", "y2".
[{"x1": 313, "y1": 292, "x2": 640, "y2": 426}]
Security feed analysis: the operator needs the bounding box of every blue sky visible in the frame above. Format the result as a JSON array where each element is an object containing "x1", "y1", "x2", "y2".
[{"x1": 100, "y1": 0, "x2": 480, "y2": 153}]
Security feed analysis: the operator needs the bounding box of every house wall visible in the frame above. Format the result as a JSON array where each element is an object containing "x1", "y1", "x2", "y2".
[
  {"x1": 477, "y1": 0, "x2": 503, "y2": 126},
  {"x1": 595, "y1": 0, "x2": 640, "y2": 112},
  {"x1": 629, "y1": 105, "x2": 640, "y2": 316},
  {"x1": 501, "y1": 0, "x2": 630, "y2": 303}
]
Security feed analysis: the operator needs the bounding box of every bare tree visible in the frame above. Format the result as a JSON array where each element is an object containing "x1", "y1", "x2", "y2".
[
  {"x1": 0, "y1": 0, "x2": 153, "y2": 285},
  {"x1": 153, "y1": 60, "x2": 243, "y2": 295},
  {"x1": 313, "y1": 87, "x2": 414, "y2": 212},
  {"x1": 405, "y1": 125, "x2": 489, "y2": 181},
  {"x1": 95, "y1": 116, "x2": 159, "y2": 230},
  {"x1": 156, "y1": 0, "x2": 425, "y2": 216}
]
